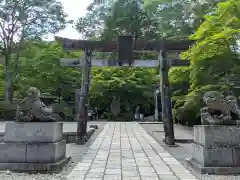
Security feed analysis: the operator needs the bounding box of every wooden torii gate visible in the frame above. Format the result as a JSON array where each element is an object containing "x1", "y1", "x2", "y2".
[{"x1": 55, "y1": 35, "x2": 193, "y2": 145}]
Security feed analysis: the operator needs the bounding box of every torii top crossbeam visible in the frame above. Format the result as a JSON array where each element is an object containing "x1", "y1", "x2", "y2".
[{"x1": 55, "y1": 36, "x2": 194, "y2": 52}]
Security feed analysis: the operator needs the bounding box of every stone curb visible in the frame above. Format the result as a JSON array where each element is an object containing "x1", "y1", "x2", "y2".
[
  {"x1": 159, "y1": 135, "x2": 193, "y2": 144},
  {"x1": 175, "y1": 139, "x2": 193, "y2": 143},
  {"x1": 86, "y1": 128, "x2": 95, "y2": 139},
  {"x1": 63, "y1": 128, "x2": 96, "y2": 143},
  {"x1": 138, "y1": 122, "x2": 163, "y2": 124}
]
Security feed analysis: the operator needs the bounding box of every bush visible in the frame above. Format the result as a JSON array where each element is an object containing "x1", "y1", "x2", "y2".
[
  {"x1": 173, "y1": 84, "x2": 229, "y2": 126},
  {"x1": 173, "y1": 93, "x2": 201, "y2": 126},
  {"x1": 106, "y1": 112, "x2": 133, "y2": 121},
  {"x1": 0, "y1": 101, "x2": 17, "y2": 120}
]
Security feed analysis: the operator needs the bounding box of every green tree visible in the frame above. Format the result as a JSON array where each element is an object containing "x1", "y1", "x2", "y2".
[
  {"x1": 143, "y1": 0, "x2": 227, "y2": 39},
  {"x1": 16, "y1": 41, "x2": 81, "y2": 101},
  {"x1": 101, "y1": 0, "x2": 150, "y2": 40},
  {"x1": 75, "y1": 2, "x2": 109, "y2": 38},
  {"x1": 174, "y1": 0, "x2": 240, "y2": 125},
  {"x1": 143, "y1": 0, "x2": 194, "y2": 38},
  {"x1": 0, "y1": 0, "x2": 68, "y2": 102},
  {"x1": 183, "y1": 0, "x2": 240, "y2": 89},
  {"x1": 90, "y1": 67, "x2": 157, "y2": 115},
  {"x1": 169, "y1": 67, "x2": 190, "y2": 96}
]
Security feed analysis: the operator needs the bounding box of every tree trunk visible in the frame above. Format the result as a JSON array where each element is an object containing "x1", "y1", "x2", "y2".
[
  {"x1": 110, "y1": 96, "x2": 121, "y2": 116},
  {"x1": 9, "y1": 49, "x2": 21, "y2": 102},
  {"x1": 4, "y1": 57, "x2": 11, "y2": 103}
]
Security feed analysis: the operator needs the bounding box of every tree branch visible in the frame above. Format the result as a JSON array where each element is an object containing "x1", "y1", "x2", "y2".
[{"x1": 0, "y1": 21, "x2": 7, "y2": 56}]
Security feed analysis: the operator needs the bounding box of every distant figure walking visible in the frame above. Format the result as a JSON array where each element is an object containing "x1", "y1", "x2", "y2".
[
  {"x1": 93, "y1": 107, "x2": 98, "y2": 120},
  {"x1": 134, "y1": 105, "x2": 144, "y2": 121},
  {"x1": 134, "y1": 106, "x2": 140, "y2": 121},
  {"x1": 139, "y1": 105, "x2": 144, "y2": 121}
]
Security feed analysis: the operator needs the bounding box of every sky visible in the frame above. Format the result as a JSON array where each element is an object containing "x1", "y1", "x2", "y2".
[{"x1": 48, "y1": 0, "x2": 92, "y2": 40}]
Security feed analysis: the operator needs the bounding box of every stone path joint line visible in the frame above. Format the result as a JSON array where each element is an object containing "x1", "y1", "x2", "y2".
[{"x1": 67, "y1": 122, "x2": 197, "y2": 180}]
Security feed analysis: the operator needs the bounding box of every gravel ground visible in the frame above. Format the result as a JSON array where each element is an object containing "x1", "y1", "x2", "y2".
[
  {"x1": 0, "y1": 121, "x2": 106, "y2": 180},
  {"x1": 141, "y1": 123, "x2": 240, "y2": 180},
  {"x1": 0, "y1": 172, "x2": 67, "y2": 180}
]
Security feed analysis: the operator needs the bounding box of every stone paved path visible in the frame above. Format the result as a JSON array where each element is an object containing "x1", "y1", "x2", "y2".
[{"x1": 67, "y1": 122, "x2": 198, "y2": 180}]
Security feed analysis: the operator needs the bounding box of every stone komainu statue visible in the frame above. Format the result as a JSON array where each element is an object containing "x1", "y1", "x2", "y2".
[
  {"x1": 16, "y1": 87, "x2": 61, "y2": 122},
  {"x1": 201, "y1": 91, "x2": 240, "y2": 125}
]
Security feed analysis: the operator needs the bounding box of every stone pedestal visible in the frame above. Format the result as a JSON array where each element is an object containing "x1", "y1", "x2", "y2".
[
  {"x1": 0, "y1": 122, "x2": 70, "y2": 172},
  {"x1": 186, "y1": 125, "x2": 240, "y2": 174}
]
